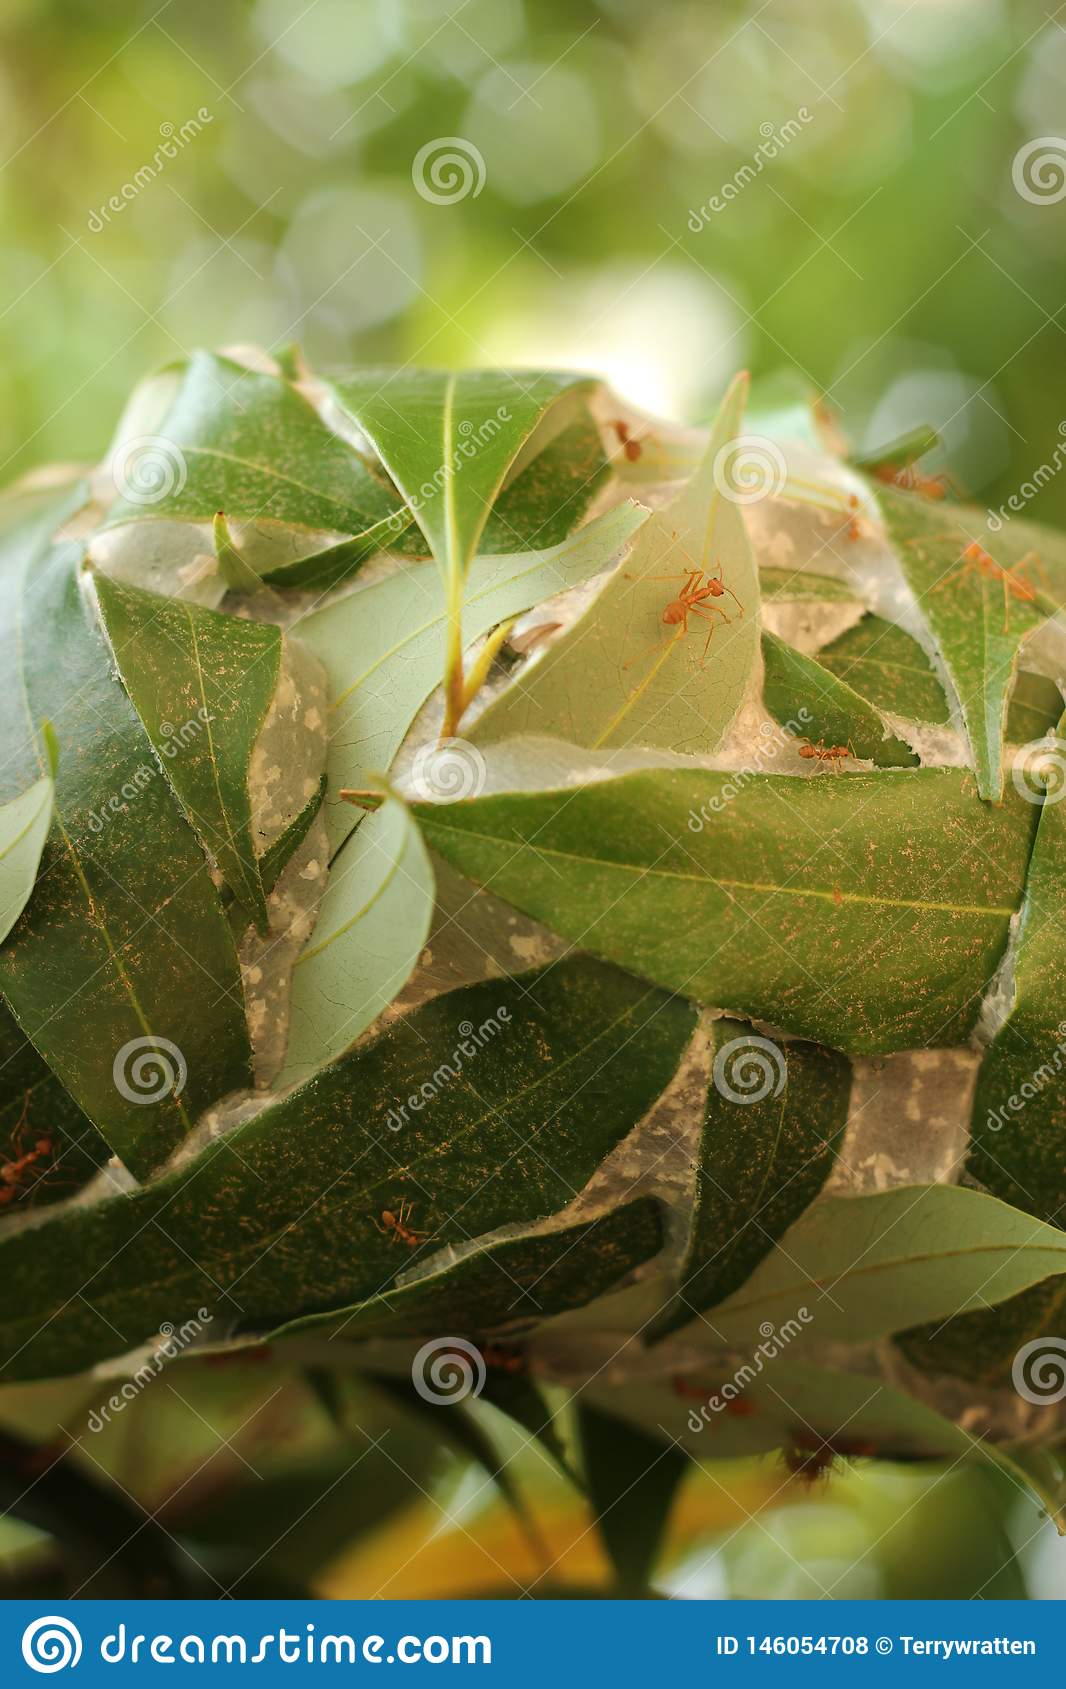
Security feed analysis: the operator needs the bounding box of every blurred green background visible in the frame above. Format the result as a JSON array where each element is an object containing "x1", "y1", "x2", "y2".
[
  {"x1": 3, "y1": 0, "x2": 1066, "y2": 521},
  {"x1": 2, "y1": 0, "x2": 1066, "y2": 1599}
]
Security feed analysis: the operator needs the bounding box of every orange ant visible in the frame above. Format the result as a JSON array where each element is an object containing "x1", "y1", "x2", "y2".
[
  {"x1": 626, "y1": 560, "x2": 744, "y2": 668},
  {"x1": 373, "y1": 1197, "x2": 429, "y2": 1249},
  {"x1": 846, "y1": 494, "x2": 862, "y2": 541},
  {"x1": 0, "y1": 1104, "x2": 58, "y2": 1209},
  {"x1": 611, "y1": 418, "x2": 647, "y2": 464},
  {"x1": 671, "y1": 1376, "x2": 756, "y2": 1418},
  {"x1": 914, "y1": 536, "x2": 1049, "y2": 632},
  {"x1": 782, "y1": 1430, "x2": 876, "y2": 1484},
  {"x1": 482, "y1": 1342, "x2": 526, "y2": 1374},
  {"x1": 874, "y1": 462, "x2": 957, "y2": 501},
  {"x1": 797, "y1": 737, "x2": 856, "y2": 771}
]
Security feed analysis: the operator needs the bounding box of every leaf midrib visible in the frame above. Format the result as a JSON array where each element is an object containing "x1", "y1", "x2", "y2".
[{"x1": 422, "y1": 818, "x2": 1018, "y2": 919}]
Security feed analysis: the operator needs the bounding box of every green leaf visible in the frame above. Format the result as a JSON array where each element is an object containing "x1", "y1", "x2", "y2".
[
  {"x1": 649, "y1": 1023, "x2": 850, "y2": 1341},
  {"x1": 1007, "y1": 670, "x2": 1063, "y2": 743},
  {"x1": 94, "y1": 573, "x2": 281, "y2": 931},
  {"x1": 259, "y1": 773, "x2": 326, "y2": 896},
  {"x1": 276, "y1": 798, "x2": 435, "y2": 1090},
  {"x1": 326, "y1": 369, "x2": 594, "y2": 586},
  {"x1": 0, "y1": 960, "x2": 696, "y2": 1381},
  {"x1": 969, "y1": 710, "x2": 1066, "y2": 1224},
  {"x1": 704, "y1": 1185, "x2": 1066, "y2": 1348},
  {"x1": 368, "y1": 1373, "x2": 544, "y2": 1558},
  {"x1": 761, "y1": 629, "x2": 918, "y2": 768},
  {"x1": 103, "y1": 352, "x2": 415, "y2": 584},
  {"x1": 270, "y1": 1199, "x2": 663, "y2": 1342},
  {"x1": 294, "y1": 502, "x2": 648, "y2": 854},
  {"x1": 816, "y1": 612, "x2": 951, "y2": 724},
  {"x1": 415, "y1": 766, "x2": 1035, "y2": 1054},
  {"x1": 880, "y1": 485, "x2": 1048, "y2": 798},
  {"x1": 760, "y1": 567, "x2": 858, "y2": 603},
  {"x1": 478, "y1": 1371, "x2": 580, "y2": 1490},
  {"x1": 0, "y1": 508, "x2": 252, "y2": 1178},
  {"x1": 592, "y1": 1357, "x2": 1006, "y2": 1464},
  {"x1": 480, "y1": 408, "x2": 609, "y2": 553},
  {"x1": 576, "y1": 1402, "x2": 687, "y2": 1592},
  {"x1": 0, "y1": 1002, "x2": 110, "y2": 1214},
  {"x1": 852, "y1": 425, "x2": 940, "y2": 475},
  {"x1": 0, "y1": 771, "x2": 53, "y2": 946},
  {"x1": 469, "y1": 372, "x2": 759, "y2": 756}
]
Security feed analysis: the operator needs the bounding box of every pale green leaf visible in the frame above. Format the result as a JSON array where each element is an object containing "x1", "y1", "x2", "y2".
[
  {"x1": 277, "y1": 797, "x2": 435, "y2": 1091},
  {"x1": 705, "y1": 1185, "x2": 1066, "y2": 1348},
  {"x1": 469, "y1": 372, "x2": 759, "y2": 756},
  {"x1": 0, "y1": 772, "x2": 53, "y2": 947},
  {"x1": 294, "y1": 502, "x2": 649, "y2": 854}
]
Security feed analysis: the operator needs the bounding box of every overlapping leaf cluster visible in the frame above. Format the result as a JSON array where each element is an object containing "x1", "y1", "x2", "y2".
[{"x1": 2, "y1": 346, "x2": 1066, "y2": 1580}]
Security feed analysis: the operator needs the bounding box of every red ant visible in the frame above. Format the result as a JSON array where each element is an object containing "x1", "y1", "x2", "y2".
[
  {"x1": 373, "y1": 1198, "x2": 429, "y2": 1249},
  {"x1": 482, "y1": 1342, "x2": 526, "y2": 1374},
  {"x1": 611, "y1": 418, "x2": 650, "y2": 464},
  {"x1": 875, "y1": 463, "x2": 956, "y2": 500},
  {"x1": 797, "y1": 737, "x2": 856, "y2": 771},
  {"x1": 0, "y1": 1101, "x2": 58, "y2": 1209},
  {"x1": 914, "y1": 536, "x2": 1049, "y2": 632},
  {"x1": 782, "y1": 1430, "x2": 876, "y2": 1484},
  {"x1": 671, "y1": 1376, "x2": 756, "y2": 1418},
  {"x1": 626, "y1": 559, "x2": 744, "y2": 668}
]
